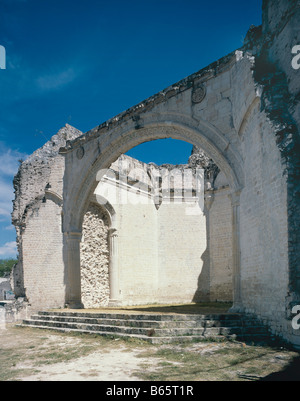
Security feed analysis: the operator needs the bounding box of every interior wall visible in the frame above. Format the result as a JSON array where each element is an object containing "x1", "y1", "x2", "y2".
[
  {"x1": 94, "y1": 157, "x2": 233, "y2": 306},
  {"x1": 156, "y1": 201, "x2": 207, "y2": 304}
]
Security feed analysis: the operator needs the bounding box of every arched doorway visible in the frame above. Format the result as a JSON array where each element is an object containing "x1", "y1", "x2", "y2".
[{"x1": 62, "y1": 117, "x2": 244, "y2": 311}]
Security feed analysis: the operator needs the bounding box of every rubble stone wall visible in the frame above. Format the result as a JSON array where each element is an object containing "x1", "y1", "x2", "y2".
[{"x1": 80, "y1": 203, "x2": 110, "y2": 308}]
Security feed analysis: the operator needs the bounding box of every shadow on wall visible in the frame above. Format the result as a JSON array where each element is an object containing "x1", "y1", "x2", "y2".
[
  {"x1": 188, "y1": 146, "x2": 235, "y2": 303},
  {"x1": 192, "y1": 193, "x2": 233, "y2": 304},
  {"x1": 192, "y1": 246, "x2": 211, "y2": 303}
]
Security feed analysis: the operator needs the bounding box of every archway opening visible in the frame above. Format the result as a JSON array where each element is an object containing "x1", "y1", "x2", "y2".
[{"x1": 79, "y1": 138, "x2": 234, "y2": 308}]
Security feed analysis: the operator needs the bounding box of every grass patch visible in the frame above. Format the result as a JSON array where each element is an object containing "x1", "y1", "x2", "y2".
[
  {"x1": 0, "y1": 347, "x2": 37, "y2": 381},
  {"x1": 135, "y1": 342, "x2": 299, "y2": 381}
]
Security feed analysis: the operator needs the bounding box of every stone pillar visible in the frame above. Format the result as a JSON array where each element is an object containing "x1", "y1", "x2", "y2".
[
  {"x1": 229, "y1": 191, "x2": 243, "y2": 312},
  {"x1": 108, "y1": 228, "x2": 120, "y2": 306},
  {"x1": 65, "y1": 232, "x2": 83, "y2": 309},
  {"x1": 204, "y1": 190, "x2": 215, "y2": 212},
  {"x1": 200, "y1": 190, "x2": 215, "y2": 301}
]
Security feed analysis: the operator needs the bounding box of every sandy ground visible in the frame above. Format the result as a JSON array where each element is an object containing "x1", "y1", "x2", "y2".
[
  {"x1": 0, "y1": 324, "x2": 161, "y2": 381},
  {"x1": 18, "y1": 345, "x2": 152, "y2": 381}
]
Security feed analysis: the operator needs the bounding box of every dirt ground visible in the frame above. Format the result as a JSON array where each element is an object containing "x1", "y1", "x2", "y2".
[
  {"x1": 1, "y1": 323, "x2": 300, "y2": 382},
  {"x1": 19, "y1": 345, "x2": 152, "y2": 381},
  {"x1": 0, "y1": 324, "x2": 152, "y2": 381}
]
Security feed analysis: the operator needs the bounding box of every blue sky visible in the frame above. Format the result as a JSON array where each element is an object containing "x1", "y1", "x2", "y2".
[{"x1": 0, "y1": 0, "x2": 262, "y2": 258}]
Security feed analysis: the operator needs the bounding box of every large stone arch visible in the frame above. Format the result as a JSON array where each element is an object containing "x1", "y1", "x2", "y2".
[
  {"x1": 62, "y1": 113, "x2": 245, "y2": 310},
  {"x1": 63, "y1": 114, "x2": 244, "y2": 230}
]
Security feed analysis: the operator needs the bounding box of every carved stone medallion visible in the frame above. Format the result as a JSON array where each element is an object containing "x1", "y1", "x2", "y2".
[
  {"x1": 76, "y1": 146, "x2": 85, "y2": 160},
  {"x1": 192, "y1": 84, "x2": 206, "y2": 104}
]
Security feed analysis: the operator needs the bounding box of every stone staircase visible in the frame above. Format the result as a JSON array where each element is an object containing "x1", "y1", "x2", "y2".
[{"x1": 19, "y1": 310, "x2": 272, "y2": 344}]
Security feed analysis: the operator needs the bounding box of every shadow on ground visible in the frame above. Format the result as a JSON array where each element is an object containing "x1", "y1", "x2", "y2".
[{"x1": 260, "y1": 355, "x2": 300, "y2": 381}]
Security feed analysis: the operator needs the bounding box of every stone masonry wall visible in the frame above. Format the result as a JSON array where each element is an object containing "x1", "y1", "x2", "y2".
[
  {"x1": 249, "y1": 0, "x2": 300, "y2": 346},
  {"x1": 12, "y1": 124, "x2": 82, "y2": 308},
  {"x1": 21, "y1": 199, "x2": 65, "y2": 309},
  {"x1": 209, "y1": 186, "x2": 233, "y2": 302},
  {"x1": 156, "y1": 201, "x2": 208, "y2": 304},
  {"x1": 239, "y1": 102, "x2": 289, "y2": 325}
]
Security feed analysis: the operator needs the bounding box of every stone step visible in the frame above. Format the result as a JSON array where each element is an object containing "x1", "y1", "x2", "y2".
[
  {"x1": 21, "y1": 318, "x2": 269, "y2": 338},
  {"x1": 18, "y1": 320, "x2": 271, "y2": 344},
  {"x1": 16, "y1": 323, "x2": 233, "y2": 344},
  {"x1": 37, "y1": 311, "x2": 244, "y2": 322},
  {"x1": 20, "y1": 310, "x2": 271, "y2": 344},
  {"x1": 29, "y1": 314, "x2": 266, "y2": 329}
]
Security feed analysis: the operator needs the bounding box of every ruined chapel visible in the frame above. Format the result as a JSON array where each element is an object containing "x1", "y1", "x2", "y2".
[{"x1": 10, "y1": 0, "x2": 300, "y2": 348}]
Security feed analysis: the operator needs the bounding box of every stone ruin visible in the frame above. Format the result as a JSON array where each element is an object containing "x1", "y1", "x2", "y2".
[
  {"x1": 12, "y1": 128, "x2": 232, "y2": 309},
  {"x1": 8, "y1": 0, "x2": 300, "y2": 348}
]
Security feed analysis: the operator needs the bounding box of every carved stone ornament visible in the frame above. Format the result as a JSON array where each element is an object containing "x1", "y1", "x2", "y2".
[
  {"x1": 76, "y1": 146, "x2": 85, "y2": 160},
  {"x1": 192, "y1": 84, "x2": 206, "y2": 104}
]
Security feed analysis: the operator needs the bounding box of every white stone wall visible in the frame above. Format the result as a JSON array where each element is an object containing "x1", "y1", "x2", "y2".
[
  {"x1": 21, "y1": 199, "x2": 65, "y2": 309},
  {"x1": 257, "y1": 0, "x2": 300, "y2": 347},
  {"x1": 117, "y1": 201, "x2": 159, "y2": 305},
  {"x1": 156, "y1": 200, "x2": 207, "y2": 304},
  {"x1": 239, "y1": 102, "x2": 289, "y2": 332},
  {"x1": 209, "y1": 187, "x2": 233, "y2": 302}
]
